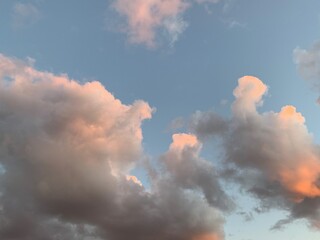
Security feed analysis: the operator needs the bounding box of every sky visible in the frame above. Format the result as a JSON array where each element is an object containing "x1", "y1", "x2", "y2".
[{"x1": 1, "y1": 0, "x2": 320, "y2": 239}]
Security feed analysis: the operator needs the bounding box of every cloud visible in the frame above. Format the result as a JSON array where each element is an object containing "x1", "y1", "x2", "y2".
[
  {"x1": 12, "y1": 2, "x2": 41, "y2": 28},
  {"x1": 236, "y1": 211, "x2": 253, "y2": 222},
  {"x1": 189, "y1": 111, "x2": 228, "y2": 140},
  {"x1": 110, "y1": 0, "x2": 221, "y2": 48},
  {"x1": 189, "y1": 76, "x2": 320, "y2": 229},
  {"x1": 228, "y1": 76, "x2": 320, "y2": 201},
  {"x1": 0, "y1": 54, "x2": 228, "y2": 240},
  {"x1": 161, "y1": 133, "x2": 234, "y2": 212},
  {"x1": 293, "y1": 41, "x2": 320, "y2": 105},
  {"x1": 293, "y1": 41, "x2": 320, "y2": 84},
  {"x1": 195, "y1": 0, "x2": 220, "y2": 4}
]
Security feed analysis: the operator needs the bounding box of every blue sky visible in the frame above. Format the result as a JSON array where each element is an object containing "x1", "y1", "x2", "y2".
[{"x1": 1, "y1": 1, "x2": 320, "y2": 240}]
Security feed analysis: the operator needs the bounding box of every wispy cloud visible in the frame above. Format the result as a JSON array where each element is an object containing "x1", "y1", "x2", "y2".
[
  {"x1": 110, "y1": 0, "x2": 222, "y2": 48},
  {"x1": 12, "y1": 2, "x2": 41, "y2": 28},
  {"x1": 294, "y1": 41, "x2": 320, "y2": 84}
]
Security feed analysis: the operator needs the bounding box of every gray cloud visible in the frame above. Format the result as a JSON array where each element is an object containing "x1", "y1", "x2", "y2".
[
  {"x1": 0, "y1": 54, "x2": 228, "y2": 240},
  {"x1": 294, "y1": 41, "x2": 320, "y2": 83},
  {"x1": 190, "y1": 76, "x2": 320, "y2": 229},
  {"x1": 160, "y1": 133, "x2": 234, "y2": 212},
  {"x1": 293, "y1": 41, "x2": 320, "y2": 105},
  {"x1": 236, "y1": 211, "x2": 254, "y2": 222},
  {"x1": 189, "y1": 111, "x2": 228, "y2": 140}
]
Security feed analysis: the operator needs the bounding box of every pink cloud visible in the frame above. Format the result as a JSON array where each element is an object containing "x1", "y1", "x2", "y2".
[{"x1": 111, "y1": 0, "x2": 221, "y2": 47}]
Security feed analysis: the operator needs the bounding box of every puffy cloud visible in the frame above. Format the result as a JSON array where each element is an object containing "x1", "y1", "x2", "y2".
[
  {"x1": 190, "y1": 76, "x2": 320, "y2": 229},
  {"x1": 161, "y1": 133, "x2": 234, "y2": 212},
  {"x1": 228, "y1": 77, "x2": 320, "y2": 201},
  {"x1": 0, "y1": 54, "x2": 227, "y2": 240},
  {"x1": 110, "y1": 0, "x2": 221, "y2": 47},
  {"x1": 232, "y1": 76, "x2": 268, "y2": 117}
]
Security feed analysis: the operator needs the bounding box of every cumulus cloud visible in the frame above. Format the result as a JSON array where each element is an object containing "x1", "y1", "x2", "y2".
[
  {"x1": 189, "y1": 76, "x2": 320, "y2": 229},
  {"x1": 12, "y1": 2, "x2": 41, "y2": 28},
  {"x1": 0, "y1": 54, "x2": 228, "y2": 240},
  {"x1": 110, "y1": 0, "x2": 221, "y2": 47},
  {"x1": 161, "y1": 133, "x2": 234, "y2": 212}
]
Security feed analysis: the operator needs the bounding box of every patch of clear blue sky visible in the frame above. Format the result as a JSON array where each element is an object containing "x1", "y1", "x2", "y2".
[{"x1": 1, "y1": 0, "x2": 320, "y2": 239}]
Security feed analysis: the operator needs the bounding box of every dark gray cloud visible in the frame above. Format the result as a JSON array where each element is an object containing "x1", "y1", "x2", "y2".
[{"x1": 189, "y1": 111, "x2": 228, "y2": 140}]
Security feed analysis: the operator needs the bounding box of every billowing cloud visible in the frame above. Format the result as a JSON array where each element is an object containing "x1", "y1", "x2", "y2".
[
  {"x1": 0, "y1": 54, "x2": 227, "y2": 240},
  {"x1": 189, "y1": 76, "x2": 320, "y2": 229},
  {"x1": 110, "y1": 0, "x2": 221, "y2": 47},
  {"x1": 161, "y1": 133, "x2": 234, "y2": 212},
  {"x1": 12, "y1": 2, "x2": 41, "y2": 28}
]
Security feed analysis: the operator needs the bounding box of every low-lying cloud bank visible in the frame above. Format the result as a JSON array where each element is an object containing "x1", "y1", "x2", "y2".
[{"x1": 0, "y1": 54, "x2": 229, "y2": 240}]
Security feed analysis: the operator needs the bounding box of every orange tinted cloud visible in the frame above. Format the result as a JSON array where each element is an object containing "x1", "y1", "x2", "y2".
[
  {"x1": 190, "y1": 75, "x2": 320, "y2": 228},
  {"x1": 126, "y1": 175, "x2": 143, "y2": 186},
  {"x1": 232, "y1": 76, "x2": 268, "y2": 117},
  {"x1": 231, "y1": 76, "x2": 320, "y2": 200},
  {"x1": 170, "y1": 133, "x2": 199, "y2": 150},
  {"x1": 278, "y1": 105, "x2": 305, "y2": 124},
  {"x1": 193, "y1": 233, "x2": 221, "y2": 240}
]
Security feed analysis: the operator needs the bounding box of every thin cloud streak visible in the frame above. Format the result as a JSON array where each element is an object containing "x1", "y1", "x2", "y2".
[{"x1": 12, "y1": 2, "x2": 41, "y2": 28}]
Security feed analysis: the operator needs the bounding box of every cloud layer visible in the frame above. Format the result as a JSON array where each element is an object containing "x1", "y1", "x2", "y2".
[{"x1": 0, "y1": 54, "x2": 228, "y2": 240}]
